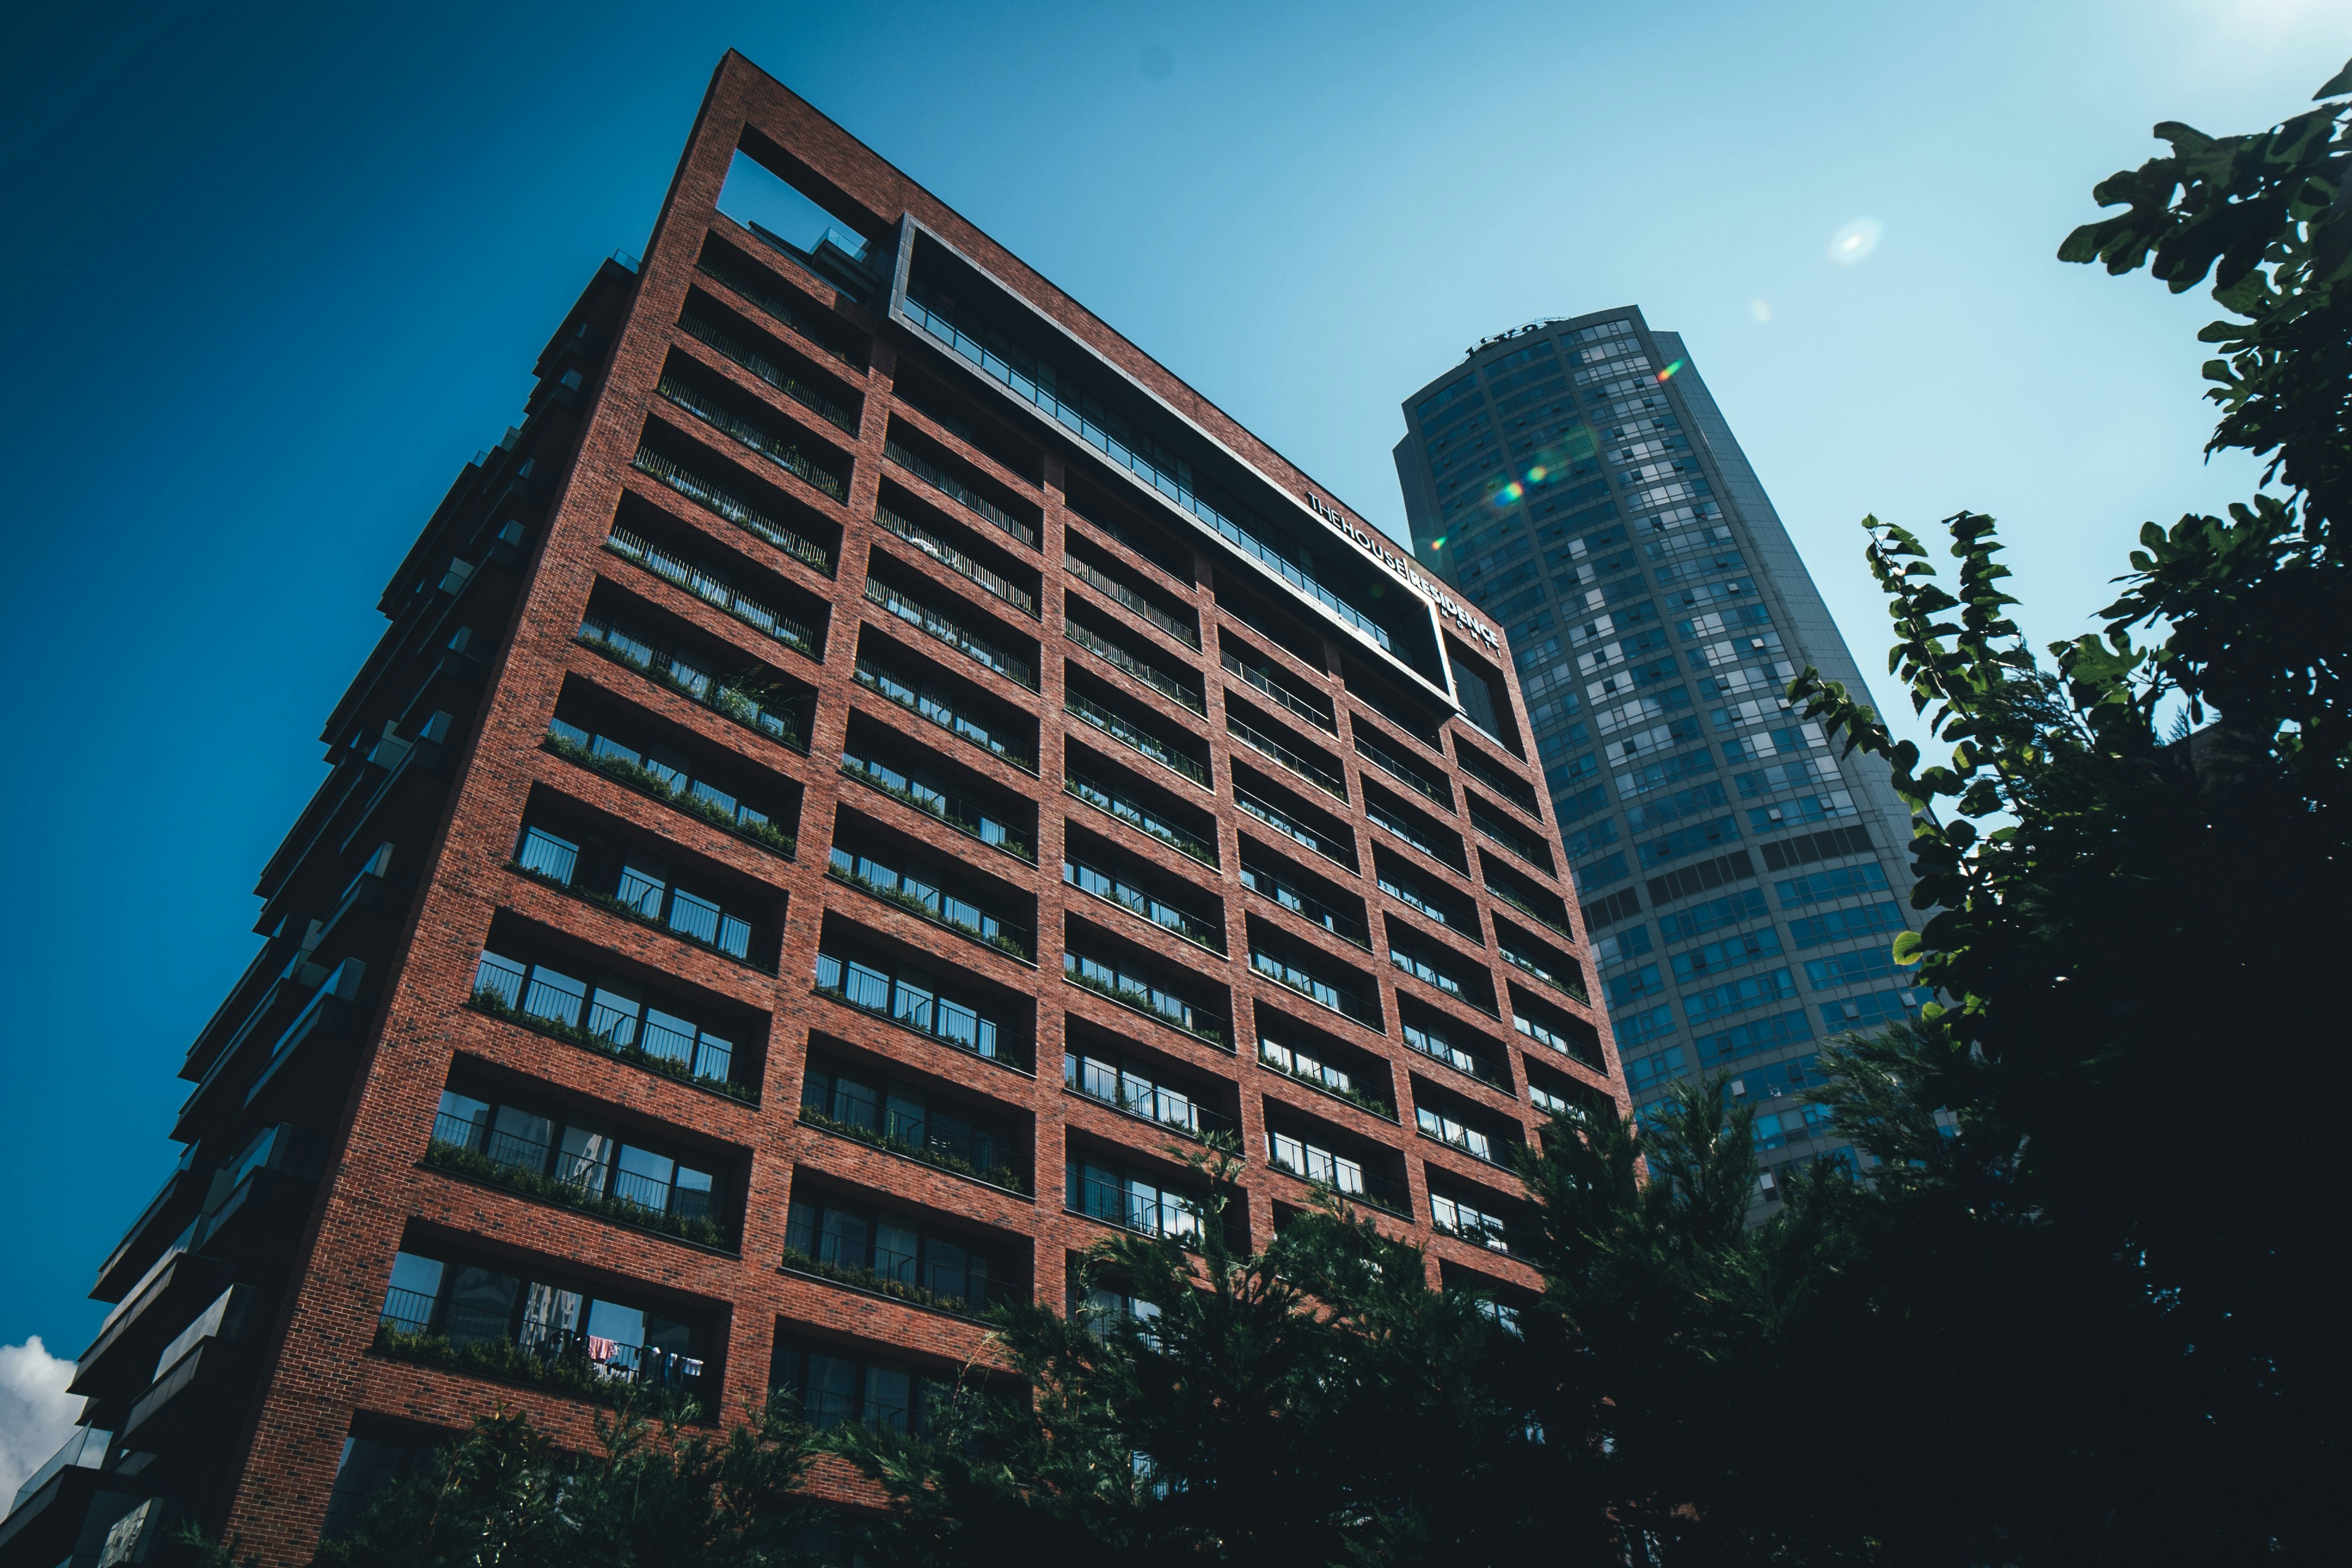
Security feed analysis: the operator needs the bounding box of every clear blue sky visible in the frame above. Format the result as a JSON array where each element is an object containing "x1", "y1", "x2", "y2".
[{"x1": 0, "y1": 0, "x2": 2337, "y2": 1357}]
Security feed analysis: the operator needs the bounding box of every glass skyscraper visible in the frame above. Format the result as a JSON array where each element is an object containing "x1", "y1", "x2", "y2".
[{"x1": 1393, "y1": 308, "x2": 1925, "y2": 1195}]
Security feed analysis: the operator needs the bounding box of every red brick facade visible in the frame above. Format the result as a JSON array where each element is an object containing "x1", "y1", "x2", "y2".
[{"x1": 45, "y1": 51, "x2": 1624, "y2": 1566}]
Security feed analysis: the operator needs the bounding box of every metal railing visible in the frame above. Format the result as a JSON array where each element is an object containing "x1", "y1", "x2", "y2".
[
  {"x1": 1486, "y1": 878, "x2": 1571, "y2": 938},
  {"x1": 1471, "y1": 803, "x2": 1551, "y2": 870},
  {"x1": 1499, "y1": 944, "x2": 1589, "y2": 1003},
  {"x1": 815, "y1": 951, "x2": 1020, "y2": 1068},
  {"x1": 1065, "y1": 553, "x2": 1199, "y2": 647},
  {"x1": 1064, "y1": 621, "x2": 1203, "y2": 712},
  {"x1": 575, "y1": 615, "x2": 800, "y2": 748},
  {"x1": 1453, "y1": 746, "x2": 1542, "y2": 815},
  {"x1": 654, "y1": 374, "x2": 846, "y2": 501},
  {"x1": 1250, "y1": 949, "x2": 1376, "y2": 1023},
  {"x1": 1366, "y1": 798, "x2": 1455, "y2": 866},
  {"x1": 677, "y1": 310, "x2": 858, "y2": 431},
  {"x1": 379, "y1": 1286, "x2": 437, "y2": 1337},
  {"x1": 1220, "y1": 650, "x2": 1334, "y2": 733},
  {"x1": 1064, "y1": 772, "x2": 1218, "y2": 865},
  {"x1": 902, "y1": 289, "x2": 1389, "y2": 651},
  {"x1": 1065, "y1": 1057, "x2": 1236, "y2": 1140},
  {"x1": 883, "y1": 438, "x2": 1036, "y2": 547},
  {"x1": 841, "y1": 750, "x2": 1028, "y2": 858},
  {"x1": 1226, "y1": 712, "x2": 1346, "y2": 799},
  {"x1": 864, "y1": 578, "x2": 1037, "y2": 689},
  {"x1": 630, "y1": 445, "x2": 832, "y2": 571},
  {"x1": 694, "y1": 253, "x2": 859, "y2": 366},
  {"x1": 1065, "y1": 951, "x2": 1226, "y2": 1043},
  {"x1": 1403, "y1": 1024, "x2": 1509, "y2": 1088},
  {"x1": 1389, "y1": 945, "x2": 1488, "y2": 1012},
  {"x1": 828, "y1": 846, "x2": 1032, "y2": 958},
  {"x1": 876, "y1": 504, "x2": 1037, "y2": 615},
  {"x1": 605, "y1": 525, "x2": 816, "y2": 654},
  {"x1": 853, "y1": 659, "x2": 1034, "y2": 770},
  {"x1": 1264, "y1": 1147, "x2": 1412, "y2": 1215},
  {"x1": 1066, "y1": 692, "x2": 1207, "y2": 785},
  {"x1": 1353, "y1": 731, "x2": 1452, "y2": 811}
]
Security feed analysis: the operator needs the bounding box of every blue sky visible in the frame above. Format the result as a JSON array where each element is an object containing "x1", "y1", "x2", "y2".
[{"x1": 0, "y1": 0, "x2": 2339, "y2": 1362}]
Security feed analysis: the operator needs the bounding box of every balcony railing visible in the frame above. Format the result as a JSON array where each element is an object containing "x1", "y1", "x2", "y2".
[
  {"x1": 877, "y1": 504, "x2": 1036, "y2": 616},
  {"x1": 777, "y1": 1239, "x2": 1025, "y2": 1316},
  {"x1": 865, "y1": 578, "x2": 1037, "y2": 690},
  {"x1": 653, "y1": 376, "x2": 846, "y2": 503},
  {"x1": 1064, "y1": 772, "x2": 1218, "y2": 866},
  {"x1": 1485, "y1": 877, "x2": 1571, "y2": 938},
  {"x1": 376, "y1": 1295, "x2": 707, "y2": 1401},
  {"x1": 1066, "y1": 692, "x2": 1206, "y2": 785},
  {"x1": 1499, "y1": 943, "x2": 1589, "y2": 1003},
  {"x1": 1354, "y1": 731, "x2": 1452, "y2": 811},
  {"x1": 544, "y1": 720, "x2": 795, "y2": 857},
  {"x1": 1066, "y1": 553, "x2": 1199, "y2": 647},
  {"x1": 902, "y1": 289, "x2": 1389, "y2": 651},
  {"x1": 855, "y1": 659, "x2": 1034, "y2": 770},
  {"x1": 1258, "y1": 1037, "x2": 1395, "y2": 1120},
  {"x1": 473, "y1": 953, "x2": 742, "y2": 1094},
  {"x1": 1220, "y1": 650, "x2": 1335, "y2": 733},
  {"x1": 1471, "y1": 803, "x2": 1551, "y2": 871},
  {"x1": 605, "y1": 525, "x2": 816, "y2": 655},
  {"x1": 1377, "y1": 870, "x2": 1463, "y2": 931},
  {"x1": 1065, "y1": 951, "x2": 1227, "y2": 1046},
  {"x1": 1065, "y1": 858, "x2": 1223, "y2": 953},
  {"x1": 694, "y1": 252, "x2": 859, "y2": 366},
  {"x1": 883, "y1": 438, "x2": 1036, "y2": 547},
  {"x1": 425, "y1": 1112, "x2": 730, "y2": 1248},
  {"x1": 630, "y1": 445, "x2": 832, "y2": 571},
  {"x1": 815, "y1": 951, "x2": 1024, "y2": 1070},
  {"x1": 1064, "y1": 621, "x2": 1203, "y2": 713},
  {"x1": 576, "y1": 616, "x2": 801, "y2": 749},
  {"x1": 1515, "y1": 1009, "x2": 1602, "y2": 1068},
  {"x1": 1389, "y1": 945, "x2": 1494, "y2": 1014},
  {"x1": 1417, "y1": 1107, "x2": 1511, "y2": 1169},
  {"x1": 1366, "y1": 797, "x2": 1453, "y2": 866},
  {"x1": 512, "y1": 827, "x2": 773, "y2": 972},
  {"x1": 676, "y1": 308, "x2": 858, "y2": 431},
  {"x1": 1233, "y1": 785, "x2": 1352, "y2": 870},
  {"x1": 1227, "y1": 713, "x2": 1346, "y2": 799}
]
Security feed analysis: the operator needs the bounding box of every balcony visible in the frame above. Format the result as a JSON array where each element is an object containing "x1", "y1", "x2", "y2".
[
  {"x1": 1064, "y1": 950, "x2": 1227, "y2": 1048},
  {"x1": 1220, "y1": 647, "x2": 1334, "y2": 733},
  {"x1": 1257, "y1": 1036, "x2": 1395, "y2": 1120},
  {"x1": 576, "y1": 614, "x2": 803, "y2": 749},
  {"x1": 631, "y1": 443, "x2": 834, "y2": 569},
  {"x1": 1064, "y1": 770, "x2": 1218, "y2": 867},
  {"x1": 1388, "y1": 938, "x2": 1497, "y2": 1017},
  {"x1": 471, "y1": 950, "x2": 754, "y2": 1102},
  {"x1": 1471, "y1": 799, "x2": 1554, "y2": 873},
  {"x1": 425, "y1": 1104, "x2": 732, "y2": 1250},
  {"x1": 1498, "y1": 938, "x2": 1589, "y2": 1004},
  {"x1": 1064, "y1": 856, "x2": 1224, "y2": 954},
  {"x1": 1064, "y1": 619, "x2": 1203, "y2": 713},
  {"x1": 512, "y1": 825, "x2": 777, "y2": 972},
  {"x1": 654, "y1": 371, "x2": 847, "y2": 504},
  {"x1": 865, "y1": 577, "x2": 1037, "y2": 690},
  {"x1": 604, "y1": 523, "x2": 817, "y2": 656},
  {"x1": 1402, "y1": 1018, "x2": 1511, "y2": 1092},
  {"x1": 1067, "y1": 552, "x2": 1199, "y2": 647},
  {"x1": 694, "y1": 244, "x2": 861, "y2": 366},
  {"x1": 1453, "y1": 744, "x2": 1541, "y2": 815},
  {"x1": 1226, "y1": 709, "x2": 1346, "y2": 800},
  {"x1": 1067, "y1": 690, "x2": 1207, "y2": 786},
  {"x1": 815, "y1": 949, "x2": 1027, "y2": 1071},
  {"x1": 676, "y1": 306, "x2": 858, "y2": 432},
  {"x1": 842, "y1": 746, "x2": 1032, "y2": 862},
  {"x1": 1248, "y1": 945, "x2": 1377, "y2": 1027},
  {"x1": 375, "y1": 1272, "x2": 709, "y2": 1410},
  {"x1": 1065, "y1": 1162, "x2": 1205, "y2": 1241},
  {"x1": 1233, "y1": 781, "x2": 1353, "y2": 874},
  {"x1": 1416, "y1": 1105, "x2": 1517, "y2": 1172},
  {"x1": 1266, "y1": 1134, "x2": 1411, "y2": 1217},
  {"x1": 855, "y1": 654, "x2": 1036, "y2": 771},
  {"x1": 877, "y1": 503, "x2": 1037, "y2": 617},
  {"x1": 1064, "y1": 1050, "x2": 1236, "y2": 1142},
  {"x1": 544, "y1": 718, "x2": 797, "y2": 857},
  {"x1": 1354, "y1": 727, "x2": 1453, "y2": 811},
  {"x1": 828, "y1": 845, "x2": 1033, "y2": 961},
  {"x1": 883, "y1": 436, "x2": 1036, "y2": 548}
]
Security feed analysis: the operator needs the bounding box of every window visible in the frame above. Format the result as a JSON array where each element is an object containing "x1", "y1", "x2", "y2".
[
  {"x1": 1606, "y1": 964, "x2": 1663, "y2": 1007},
  {"x1": 1804, "y1": 948, "x2": 1901, "y2": 989},
  {"x1": 1657, "y1": 887, "x2": 1768, "y2": 943},
  {"x1": 831, "y1": 844, "x2": 1023, "y2": 953},
  {"x1": 1682, "y1": 969, "x2": 1799, "y2": 1024},
  {"x1": 1788, "y1": 902, "x2": 1905, "y2": 949},
  {"x1": 472, "y1": 950, "x2": 737, "y2": 1085},
  {"x1": 1624, "y1": 1045, "x2": 1686, "y2": 1090},
  {"x1": 1613, "y1": 1003, "x2": 1676, "y2": 1049},
  {"x1": 1069, "y1": 948, "x2": 1223, "y2": 1038},
  {"x1": 1778, "y1": 862, "x2": 1891, "y2": 907},
  {"x1": 816, "y1": 950, "x2": 1007, "y2": 1061},
  {"x1": 1066, "y1": 1157, "x2": 1201, "y2": 1239},
  {"x1": 1416, "y1": 1105, "x2": 1497, "y2": 1163},
  {"x1": 1670, "y1": 926, "x2": 1784, "y2": 983},
  {"x1": 843, "y1": 746, "x2": 1024, "y2": 853},
  {"x1": 545, "y1": 716, "x2": 785, "y2": 843},
  {"x1": 773, "y1": 1340, "x2": 958, "y2": 1433},
  {"x1": 1269, "y1": 1129, "x2": 1366, "y2": 1192},
  {"x1": 1260, "y1": 1036, "x2": 1364, "y2": 1100},
  {"x1": 1399, "y1": 1017, "x2": 1496, "y2": 1082},
  {"x1": 786, "y1": 1193, "x2": 1005, "y2": 1310},
  {"x1": 514, "y1": 822, "x2": 758, "y2": 960},
  {"x1": 1821, "y1": 988, "x2": 1928, "y2": 1031},
  {"x1": 1431, "y1": 1192, "x2": 1509, "y2": 1252},
  {"x1": 376, "y1": 1248, "x2": 703, "y2": 1387},
  {"x1": 1689, "y1": 1010, "x2": 1812, "y2": 1065}
]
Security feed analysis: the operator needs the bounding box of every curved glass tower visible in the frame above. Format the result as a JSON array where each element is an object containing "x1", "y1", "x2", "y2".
[{"x1": 1394, "y1": 308, "x2": 1925, "y2": 1196}]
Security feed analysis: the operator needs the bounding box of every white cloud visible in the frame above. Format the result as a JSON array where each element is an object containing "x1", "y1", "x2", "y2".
[{"x1": 0, "y1": 1337, "x2": 86, "y2": 1509}]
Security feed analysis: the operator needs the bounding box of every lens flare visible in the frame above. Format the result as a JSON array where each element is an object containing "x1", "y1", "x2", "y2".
[
  {"x1": 1526, "y1": 464, "x2": 1548, "y2": 483},
  {"x1": 1828, "y1": 218, "x2": 1883, "y2": 265},
  {"x1": 1495, "y1": 481, "x2": 1526, "y2": 506},
  {"x1": 1655, "y1": 359, "x2": 1685, "y2": 382},
  {"x1": 1750, "y1": 298, "x2": 1772, "y2": 323}
]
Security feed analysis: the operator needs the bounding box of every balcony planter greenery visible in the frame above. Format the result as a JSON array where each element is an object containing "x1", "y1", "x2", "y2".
[
  {"x1": 777, "y1": 1244, "x2": 1003, "y2": 1320},
  {"x1": 543, "y1": 733, "x2": 797, "y2": 857},
  {"x1": 1257, "y1": 1056, "x2": 1397, "y2": 1122},
  {"x1": 1064, "y1": 968, "x2": 1226, "y2": 1048},
  {"x1": 574, "y1": 632, "x2": 804, "y2": 752},
  {"x1": 371, "y1": 1324, "x2": 691, "y2": 1410},
  {"x1": 467, "y1": 987, "x2": 755, "y2": 1104},
  {"x1": 1062, "y1": 777, "x2": 1217, "y2": 868},
  {"x1": 797, "y1": 1107, "x2": 1026, "y2": 1194},
  {"x1": 811, "y1": 981, "x2": 1034, "y2": 1077},
  {"x1": 824, "y1": 866, "x2": 1033, "y2": 963},
  {"x1": 1484, "y1": 881, "x2": 1570, "y2": 939},
  {"x1": 421, "y1": 1138, "x2": 735, "y2": 1249}
]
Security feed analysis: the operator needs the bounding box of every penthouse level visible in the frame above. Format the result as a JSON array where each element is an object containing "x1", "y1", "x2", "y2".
[{"x1": 3, "y1": 52, "x2": 1627, "y2": 1568}]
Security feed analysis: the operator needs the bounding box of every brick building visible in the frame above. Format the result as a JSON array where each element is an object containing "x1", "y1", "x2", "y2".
[{"x1": 2, "y1": 51, "x2": 1624, "y2": 1567}]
